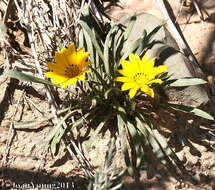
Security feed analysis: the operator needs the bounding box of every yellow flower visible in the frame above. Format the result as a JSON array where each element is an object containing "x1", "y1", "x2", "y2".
[
  {"x1": 45, "y1": 43, "x2": 91, "y2": 88},
  {"x1": 115, "y1": 53, "x2": 167, "y2": 99}
]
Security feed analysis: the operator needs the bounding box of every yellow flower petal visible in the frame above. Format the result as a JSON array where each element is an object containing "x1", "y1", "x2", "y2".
[
  {"x1": 68, "y1": 78, "x2": 78, "y2": 84},
  {"x1": 145, "y1": 57, "x2": 156, "y2": 74},
  {"x1": 153, "y1": 65, "x2": 167, "y2": 75},
  {"x1": 61, "y1": 78, "x2": 76, "y2": 88},
  {"x1": 129, "y1": 53, "x2": 140, "y2": 64},
  {"x1": 45, "y1": 72, "x2": 62, "y2": 79},
  {"x1": 121, "y1": 59, "x2": 131, "y2": 69},
  {"x1": 55, "y1": 51, "x2": 68, "y2": 67},
  {"x1": 117, "y1": 69, "x2": 132, "y2": 77},
  {"x1": 79, "y1": 61, "x2": 91, "y2": 69},
  {"x1": 46, "y1": 62, "x2": 65, "y2": 74},
  {"x1": 61, "y1": 79, "x2": 71, "y2": 89},
  {"x1": 78, "y1": 74, "x2": 85, "y2": 81},
  {"x1": 139, "y1": 54, "x2": 148, "y2": 73},
  {"x1": 120, "y1": 60, "x2": 136, "y2": 76},
  {"x1": 67, "y1": 43, "x2": 76, "y2": 53},
  {"x1": 129, "y1": 53, "x2": 140, "y2": 71},
  {"x1": 52, "y1": 75, "x2": 69, "y2": 84},
  {"x1": 115, "y1": 76, "x2": 133, "y2": 82},
  {"x1": 121, "y1": 82, "x2": 137, "y2": 91},
  {"x1": 129, "y1": 87, "x2": 139, "y2": 99},
  {"x1": 141, "y1": 85, "x2": 154, "y2": 98},
  {"x1": 61, "y1": 78, "x2": 78, "y2": 88},
  {"x1": 77, "y1": 48, "x2": 89, "y2": 63},
  {"x1": 59, "y1": 47, "x2": 67, "y2": 55}
]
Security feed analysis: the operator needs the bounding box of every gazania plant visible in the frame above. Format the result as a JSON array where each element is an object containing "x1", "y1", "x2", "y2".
[{"x1": 40, "y1": 4, "x2": 213, "y2": 179}]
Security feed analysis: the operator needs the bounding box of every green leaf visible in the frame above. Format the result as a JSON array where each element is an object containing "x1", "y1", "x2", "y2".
[
  {"x1": 117, "y1": 114, "x2": 133, "y2": 176},
  {"x1": 37, "y1": 111, "x2": 74, "y2": 152},
  {"x1": 80, "y1": 20, "x2": 104, "y2": 62},
  {"x1": 144, "y1": 22, "x2": 164, "y2": 43},
  {"x1": 14, "y1": 108, "x2": 70, "y2": 129},
  {"x1": 165, "y1": 103, "x2": 214, "y2": 120},
  {"x1": 104, "y1": 23, "x2": 114, "y2": 76},
  {"x1": 82, "y1": 29, "x2": 95, "y2": 65},
  {"x1": 104, "y1": 138, "x2": 116, "y2": 169},
  {"x1": 169, "y1": 78, "x2": 207, "y2": 87},
  {"x1": 191, "y1": 108, "x2": 214, "y2": 120},
  {"x1": 50, "y1": 127, "x2": 67, "y2": 154},
  {"x1": 109, "y1": 183, "x2": 123, "y2": 190},
  {"x1": 78, "y1": 29, "x2": 84, "y2": 49},
  {"x1": 152, "y1": 129, "x2": 181, "y2": 165},
  {"x1": 86, "y1": 121, "x2": 106, "y2": 150},
  {"x1": 136, "y1": 117, "x2": 166, "y2": 164},
  {"x1": 124, "y1": 14, "x2": 136, "y2": 41},
  {"x1": 115, "y1": 29, "x2": 125, "y2": 65},
  {"x1": 127, "y1": 122, "x2": 143, "y2": 167},
  {"x1": 121, "y1": 37, "x2": 143, "y2": 60},
  {"x1": 135, "y1": 30, "x2": 148, "y2": 55},
  {"x1": 1, "y1": 68, "x2": 53, "y2": 86},
  {"x1": 71, "y1": 113, "x2": 90, "y2": 130},
  {"x1": 90, "y1": 66, "x2": 108, "y2": 87},
  {"x1": 50, "y1": 110, "x2": 87, "y2": 155}
]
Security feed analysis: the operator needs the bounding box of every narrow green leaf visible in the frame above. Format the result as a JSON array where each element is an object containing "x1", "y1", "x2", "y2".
[
  {"x1": 86, "y1": 121, "x2": 106, "y2": 150},
  {"x1": 50, "y1": 110, "x2": 89, "y2": 155},
  {"x1": 127, "y1": 122, "x2": 143, "y2": 167},
  {"x1": 0, "y1": 22, "x2": 7, "y2": 41},
  {"x1": 50, "y1": 127, "x2": 66, "y2": 154},
  {"x1": 124, "y1": 14, "x2": 136, "y2": 41},
  {"x1": 191, "y1": 108, "x2": 214, "y2": 120},
  {"x1": 14, "y1": 108, "x2": 70, "y2": 129},
  {"x1": 37, "y1": 111, "x2": 74, "y2": 152},
  {"x1": 121, "y1": 38, "x2": 142, "y2": 60},
  {"x1": 1, "y1": 68, "x2": 53, "y2": 86},
  {"x1": 165, "y1": 103, "x2": 214, "y2": 120},
  {"x1": 82, "y1": 29, "x2": 95, "y2": 65},
  {"x1": 81, "y1": 2, "x2": 90, "y2": 17},
  {"x1": 169, "y1": 78, "x2": 207, "y2": 87},
  {"x1": 117, "y1": 114, "x2": 133, "y2": 176},
  {"x1": 71, "y1": 113, "x2": 90, "y2": 130},
  {"x1": 109, "y1": 183, "x2": 123, "y2": 190},
  {"x1": 104, "y1": 23, "x2": 114, "y2": 76},
  {"x1": 136, "y1": 117, "x2": 166, "y2": 164},
  {"x1": 50, "y1": 110, "x2": 87, "y2": 154},
  {"x1": 78, "y1": 29, "x2": 84, "y2": 49},
  {"x1": 135, "y1": 30, "x2": 148, "y2": 55},
  {"x1": 115, "y1": 29, "x2": 125, "y2": 65},
  {"x1": 144, "y1": 22, "x2": 165, "y2": 43},
  {"x1": 90, "y1": 66, "x2": 108, "y2": 87},
  {"x1": 152, "y1": 129, "x2": 177, "y2": 161},
  {"x1": 80, "y1": 20, "x2": 104, "y2": 61}
]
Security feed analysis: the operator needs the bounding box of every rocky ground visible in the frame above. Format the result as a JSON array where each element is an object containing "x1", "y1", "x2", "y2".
[{"x1": 1, "y1": 0, "x2": 215, "y2": 189}]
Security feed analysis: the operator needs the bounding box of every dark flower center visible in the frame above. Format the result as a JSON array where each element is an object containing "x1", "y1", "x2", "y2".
[
  {"x1": 133, "y1": 73, "x2": 150, "y2": 85},
  {"x1": 64, "y1": 64, "x2": 80, "y2": 78}
]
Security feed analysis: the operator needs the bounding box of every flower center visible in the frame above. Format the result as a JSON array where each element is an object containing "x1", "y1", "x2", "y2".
[
  {"x1": 64, "y1": 64, "x2": 80, "y2": 78},
  {"x1": 133, "y1": 73, "x2": 149, "y2": 85}
]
